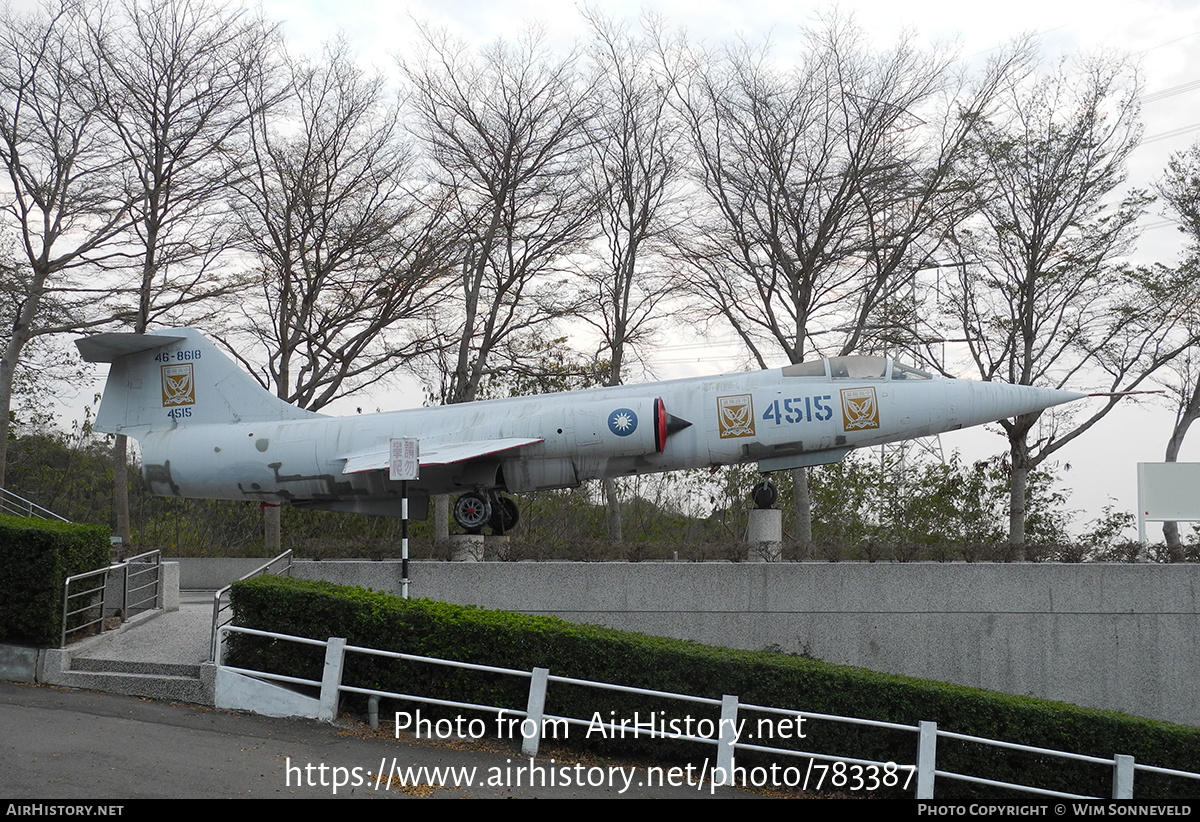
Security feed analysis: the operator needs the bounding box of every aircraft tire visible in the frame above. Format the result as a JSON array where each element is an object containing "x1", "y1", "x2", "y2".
[
  {"x1": 453, "y1": 492, "x2": 492, "y2": 533},
  {"x1": 751, "y1": 479, "x2": 779, "y2": 509},
  {"x1": 488, "y1": 496, "x2": 519, "y2": 534}
]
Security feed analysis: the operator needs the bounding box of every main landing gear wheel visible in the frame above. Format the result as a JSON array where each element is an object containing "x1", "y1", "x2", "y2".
[
  {"x1": 488, "y1": 495, "x2": 519, "y2": 534},
  {"x1": 453, "y1": 492, "x2": 492, "y2": 533},
  {"x1": 751, "y1": 478, "x2": 779, "y2": 509}
]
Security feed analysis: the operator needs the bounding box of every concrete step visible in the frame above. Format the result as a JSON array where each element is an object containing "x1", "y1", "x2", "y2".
[
  {"x1": 52, "y1": 665, "x2": 211, "y2": 705},
  {"x1": 69, "y1": 657, "x2": 202, "y2": 678}
]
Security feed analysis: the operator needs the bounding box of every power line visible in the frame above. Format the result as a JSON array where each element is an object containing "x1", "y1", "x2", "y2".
[
  {"x1": 1143, "y1": 123, "x2": 1200, "y2": 145},
  {"x1": 1141, "y1": 78, "x2": 1200, "y2": 104}
]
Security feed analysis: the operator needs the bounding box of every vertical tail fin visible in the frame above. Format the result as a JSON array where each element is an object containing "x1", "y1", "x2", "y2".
[{"x1": 76, "y1": 328, "x2": 318, "y2": 436}]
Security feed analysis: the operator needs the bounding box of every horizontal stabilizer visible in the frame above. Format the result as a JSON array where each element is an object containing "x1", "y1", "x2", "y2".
[
  {"x1": 77, "y1": 333, "x2": 187, "y2": 362},
  {"x1": 340, "y1": 437, "x2": 544, "y2": 474}
]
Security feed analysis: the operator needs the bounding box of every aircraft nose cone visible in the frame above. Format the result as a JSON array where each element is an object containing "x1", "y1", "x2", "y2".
[{"x1": 955, "y1": 381, "x2": 1086, "y2": 427}]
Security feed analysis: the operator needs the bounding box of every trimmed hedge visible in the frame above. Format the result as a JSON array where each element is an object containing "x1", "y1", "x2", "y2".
[
  {"x1": 0, "y1": 514, "x2": 111, "y2": 645},
  {"x1": 229, "y1": 575, "x2": 1200, "y2": 798}
]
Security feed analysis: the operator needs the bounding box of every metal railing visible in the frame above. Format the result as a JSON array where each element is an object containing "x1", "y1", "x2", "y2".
[
  {"x1": 214, "y1": 624, "x2": 1200, "y2": 799},
  {"x1": 209, "y1": 550, "x2": 293, "y2": 661},
  {"x1": 61, "y1": 567, "x2": 110, "y2": 646},
  {"x1": 121, "y1": 549, "x2": 161, "y2": 619},
  {"x1": 1, "y1": 487, "x2": 70, "y2": 521},
  {"x1": 61, "y1": 550, "x2": 162, "y2": 646}
]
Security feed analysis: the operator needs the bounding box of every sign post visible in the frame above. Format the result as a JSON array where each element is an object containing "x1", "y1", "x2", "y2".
[{"x1": 389, "y1": 438, "x2": 419, "y2": 598}]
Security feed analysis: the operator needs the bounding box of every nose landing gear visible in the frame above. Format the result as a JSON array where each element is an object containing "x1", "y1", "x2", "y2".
[{"x1": 751, "y1": 478, "x2": 778, "y2": 509}]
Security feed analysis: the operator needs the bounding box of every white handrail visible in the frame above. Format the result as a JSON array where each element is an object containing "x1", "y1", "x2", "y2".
[{"x1": 215, "y1": 623, "x2": 1200, "y2": 800}]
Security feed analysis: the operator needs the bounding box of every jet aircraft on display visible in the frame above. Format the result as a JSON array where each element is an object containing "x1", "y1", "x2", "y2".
[{"x1": 77, "y1": 328, "x2": 1084, "y2": 533}]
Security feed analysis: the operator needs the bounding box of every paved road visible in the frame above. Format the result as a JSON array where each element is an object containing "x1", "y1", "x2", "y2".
[{"x1": 0, "y1": 681, "x2": 756, "y2": 799}]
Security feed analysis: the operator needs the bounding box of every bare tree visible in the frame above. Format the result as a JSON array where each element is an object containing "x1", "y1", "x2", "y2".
[
  {"x1": 405, "y1": 26, "x2": 598, "y2": 407},
  {"x1": 944, "y1": 56, "x2": 1194, "y2": 552},
  {"x1": 404, "y1": 27, "x2": 598, "y2": 539},
  {"x1": 0, "y1": 1, "x2": 131, "y2": 488},
  {"x1": 665, "y1": 19, "x2": 1028, "y2": 545},
  {"x1": 1153, "y1": 140, "x2": 1200, "y2": 554},
  {"x1": 230, "y1": 40, "x2": 454, "y2": 549},
  {"x1": 582, "y1": 11, "x2": 681, "y2": 385},
  {"x1": 86, "y1": 0, "x2": 278, "y2": 332},
  {"x1": 232, "y1": 39, "x2": 454, "y2": 411},
  {"x1": 581, "y1": 11, "x2": 684, "y2": 540},
  {"x1": 671, "y1": 23, "x2": 934, "y2": 367},
  {"x1": 83, "y1": 0, "x2": 280, "y2": 543}
]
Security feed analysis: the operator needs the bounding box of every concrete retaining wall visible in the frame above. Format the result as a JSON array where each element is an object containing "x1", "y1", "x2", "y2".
[
  {"x1": 177, "y1": 558, "x2": 280, "y2": 590},
  {"x1": 283, "y1": 560, "x2": 1200, "y2": 727}
]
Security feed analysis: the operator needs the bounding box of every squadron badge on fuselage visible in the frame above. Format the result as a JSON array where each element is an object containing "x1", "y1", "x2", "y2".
[
  {"x1": 839, "y1": 386, "x2": 879, "y2": 431},
  {"x1": 717, "y1": 394, "x2": 755, "y2": 438}
]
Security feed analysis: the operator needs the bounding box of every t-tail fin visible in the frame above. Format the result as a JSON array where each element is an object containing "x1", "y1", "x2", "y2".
[{"x1": 76, "y1": 328, "x2": 318, "y2": 436}]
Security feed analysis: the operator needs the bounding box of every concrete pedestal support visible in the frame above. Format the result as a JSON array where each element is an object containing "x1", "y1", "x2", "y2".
[
  {"x1": 450, "y1": 534, "x2": 485, "y2": 562},
  {"x1": 746, "y1": 508, "x2": 783, "y2": 562},
  {"x1": 484, "y1": 535, "x2": 508, "y2": 561}
]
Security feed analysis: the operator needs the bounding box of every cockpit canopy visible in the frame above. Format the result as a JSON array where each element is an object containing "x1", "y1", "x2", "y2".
[{"x1": 781, "y1": 356, "x2": 933, "y2": 381}]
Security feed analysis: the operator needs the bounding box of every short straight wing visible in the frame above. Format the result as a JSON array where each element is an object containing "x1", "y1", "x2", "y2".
[{"x1": 340, "y1": 437, "x2": 544, "y2": 475}]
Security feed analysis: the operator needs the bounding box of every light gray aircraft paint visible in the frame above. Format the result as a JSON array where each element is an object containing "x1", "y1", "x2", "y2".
[{"x1": 77, "y1": 328, "x2": 1083, "y2": 531}]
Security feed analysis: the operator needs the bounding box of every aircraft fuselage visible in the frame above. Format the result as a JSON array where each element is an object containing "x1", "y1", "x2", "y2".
[{"x1": 78, "y1": 329, "x2": 1083, "y2": 522}]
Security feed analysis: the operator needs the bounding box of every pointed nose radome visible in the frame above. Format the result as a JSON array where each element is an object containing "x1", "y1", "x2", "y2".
[{"x1": 950, "y1": 381, "x2": 1086, "y2": 428}]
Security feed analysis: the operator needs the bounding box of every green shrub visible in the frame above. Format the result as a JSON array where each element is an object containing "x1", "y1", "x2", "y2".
[{"x1": 0, "y1": 515, "x2": 110, "y2": 645}]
